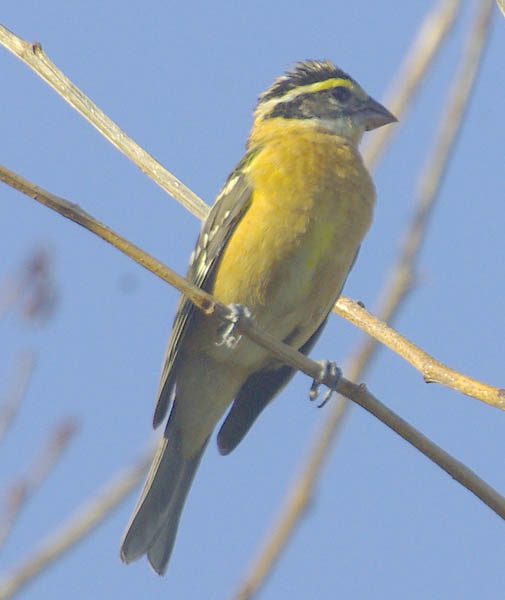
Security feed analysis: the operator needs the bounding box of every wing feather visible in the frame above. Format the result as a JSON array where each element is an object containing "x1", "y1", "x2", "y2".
[{"x1": 152, "y1": 153, "x2": 259, "y2": 428}]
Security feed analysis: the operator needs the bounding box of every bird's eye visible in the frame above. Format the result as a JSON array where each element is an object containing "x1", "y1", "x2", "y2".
[{"x1": 332, "y1": 86, "x2": 351, "y2": 103}]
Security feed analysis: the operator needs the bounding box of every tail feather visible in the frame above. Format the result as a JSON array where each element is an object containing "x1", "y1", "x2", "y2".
[
  {"x1": 146, "y1": 454, "x2": 201, "y2": 574},
  {"x1": 120, "y1": 428, "x2": 208, "y2": 573},
  {"x1": 121, "y1": 359, "x2": 244, "y2": 572}
]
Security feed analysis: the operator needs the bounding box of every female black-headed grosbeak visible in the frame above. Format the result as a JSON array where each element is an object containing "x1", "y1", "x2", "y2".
[{"x1": 120, "y1": 60, "x2": 396, "y2": 574}]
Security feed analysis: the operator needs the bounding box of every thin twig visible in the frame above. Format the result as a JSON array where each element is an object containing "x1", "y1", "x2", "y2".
[
  {"x1": 0, "y1": 25, "x2": 208, "y2": 221},
  {"x1": 234, "y1": 381, "x2": 505, "y2": 600},
  {"x1": 0, "y1": 249, "x2": 57, "y2": 323},
  {"x1": 0, "y1": 0, "x2": 461, "y2": 218},
  {"x1": 363, "y1": 0, "x2": 463, "y2": 169},
  {"x1": 0, "y1": 420, "x2": 77, "y2": 550},
  {"x1": 0, "y1": 352, "x2": 35, "y2": 442},
  {"x1": 232, "y1": 1, "x2": 494, "y2": 597},
  {"x1": 343, "y1": 0, "x2": 495, "y2": 379},
  {"x1": 0, "y1": 447, "x2": 153, "y2": 600},
  {"x1": 18, "y1": 248, "x2": 57, "y2": 322},
  {"x1": 0, "y1": 165, "x2": 215, "y2": 319},
  {"x1": 1, "y1": 164, "x2": 502, "y2": 410},
  {"x1": 336, "y1": 297, "x2": 505, "y2": 407}
]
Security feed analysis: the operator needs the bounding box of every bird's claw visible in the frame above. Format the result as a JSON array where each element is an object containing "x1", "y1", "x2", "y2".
[
  {"x1": 216, "y1": 303, "x2": 252, "y2": 348},
  {"x1": 309, "y1": 360, "x2": 342, "y2": 407}
]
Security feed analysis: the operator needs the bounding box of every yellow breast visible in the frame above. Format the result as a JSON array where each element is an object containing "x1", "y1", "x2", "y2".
[{"x1": 212, "y1": 122, "x2": 375, "y2": 346}]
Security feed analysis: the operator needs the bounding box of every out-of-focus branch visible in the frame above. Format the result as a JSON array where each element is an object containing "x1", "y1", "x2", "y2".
[
  {"x1": 497, "y1": 0, "x2": 505, "y2": 19},
  {"x1": 0, "y1": 165, "x2": 216, "y2": 319},
  {"x1": 1, "y1": 390, "x2": 504, "y2": 600},
  {"x1": 232, "y1": 2, "x2": 494, "y2": 597},
  {"x1": 0, "y1": 447, "x2": 153, "y2": 600},
  {"x1": 0, "y1": 353, "x2": 34, "y2": 443},
  {"x1": 0, "y1": 0, "x2": 461, "y2": 220},
  {"x1": 0, "y1": 249, "x2": 56, "y2": 323},
  {"x1": 232, "y1": 381, "x2": 505, "y2": 600},
  {"x1": 344, "y1": 0, "x2": 494, "y2": 377},
  {"x1": 363, "y1": 0, "x2": 463, "y2": 169},
  {"x1": 0, "y1": 420, "x2": 77, "y2": 550},
  {"x1": 0, "y1": 25, "x2": 208, "y2": 221}
]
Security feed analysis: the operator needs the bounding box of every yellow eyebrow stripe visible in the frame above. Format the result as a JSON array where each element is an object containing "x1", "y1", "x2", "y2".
[{"x1": 282, "y1": 77, "x2": 353, "y2": 99}]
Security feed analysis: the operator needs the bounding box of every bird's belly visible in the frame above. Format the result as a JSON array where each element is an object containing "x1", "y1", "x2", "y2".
[
  {"x1": 208, "y1": 137, "x2": 374, "y2": 371},
  {"x1": 209, "y1": 206, "x2": 368, "y2": 371},
  {"x1": 254, "y1": 216, "x2": 360, "y2": 343}
]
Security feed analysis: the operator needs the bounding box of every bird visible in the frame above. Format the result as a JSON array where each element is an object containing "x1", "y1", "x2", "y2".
[{"x1": 120, "y1": 59, "x2": 396, "y2": 574}]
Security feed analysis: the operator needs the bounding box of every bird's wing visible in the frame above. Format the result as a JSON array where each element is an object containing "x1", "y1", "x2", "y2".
[
  {"x1": 216, "y1": 315, "x2": 328, "y2": 454},
  {"x1": 152, "y1": 150, "x2": 260, "y2": 428}
]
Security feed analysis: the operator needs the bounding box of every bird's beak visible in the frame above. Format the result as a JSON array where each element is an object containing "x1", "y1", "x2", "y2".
[{"x1": 362, "y1": 96, "x2": 397, "y2": 131}]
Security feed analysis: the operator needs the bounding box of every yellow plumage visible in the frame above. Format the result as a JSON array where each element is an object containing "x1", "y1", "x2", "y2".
[
  {"x1": 215, "y1": 123, "x2": 374, "y2": 347},
  {"x1": 120, "y1": 59, "x2": 396, "y2": 575}
]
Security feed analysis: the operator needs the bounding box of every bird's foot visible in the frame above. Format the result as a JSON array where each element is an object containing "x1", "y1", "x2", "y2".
[
  {"x1": 309, "y1": 360, "x2": 342, "y2": 408},
  {"x1": 216, "y1": 303, "x2": 252, "y2": 349}
]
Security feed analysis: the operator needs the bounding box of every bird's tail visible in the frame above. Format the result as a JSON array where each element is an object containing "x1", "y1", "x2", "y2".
[{"x1": 120, "y1": 427, "x2": 208, "y2": 575}]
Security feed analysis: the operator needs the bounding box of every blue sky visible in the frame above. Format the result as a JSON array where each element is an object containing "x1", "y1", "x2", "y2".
[{"x1": 2, "y1": 2, "x2": 505, "y2": 599}]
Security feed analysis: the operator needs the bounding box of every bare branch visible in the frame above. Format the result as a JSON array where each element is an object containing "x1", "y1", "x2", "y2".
[
  {"x1": 0, "y1": 447, "x2": 152, "y2": 600},
  {"x1": 345, "y1": 0, "x2": 495, "y2": 378},
  {"x1": 0, "y1": 420, "x2": 77, "y2": 550},
  {"x1": 232, "y1": 383, "x2": 505, "y2": 600},
  {"x1": 0, "y1": 249, "x2": 57, "y2": 323},
  {"x1": 0, "y1": 165, "x2": 214, "y2": 318},
  {"x1": 0, "y1": 352, "x2": 35, "y2": 442},
  {"x1": 0, "y1": 25, "x2": 208, "y2": 221},
  {"x1": 2, "y1": 164, "x2": 501, "y2": 410},
  {"x1": 363, "y1": 0, "x2": 463, "y2": 169},
  {"x1": 336, "y1": 297, "x2": 505, "y2": 406},
  {"x1": 18, "y1": 249, "x2": 57, "y2": 322}
]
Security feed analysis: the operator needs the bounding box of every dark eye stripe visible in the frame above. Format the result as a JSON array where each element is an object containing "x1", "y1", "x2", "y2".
[{"x1": 332, "y1": 86, "x2": 351, "y2": 103}]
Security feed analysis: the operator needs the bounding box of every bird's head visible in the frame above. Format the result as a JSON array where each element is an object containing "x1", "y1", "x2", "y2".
[{"x1": 250, "y1": 59, "x2": 396, "y2": 146}]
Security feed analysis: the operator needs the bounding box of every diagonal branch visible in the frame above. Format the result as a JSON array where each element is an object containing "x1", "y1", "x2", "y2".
[
  {"x1": 0, "y1": 163, "x2": 504, "y2": 533},
  {"x1": 0, "y1": 24, "x2": 208, "y2": 221},
  {"x1": 0, "y1": 353, "x2": 34, "y2": 443},
  {"x1": 0, "y1": 420, "x2": 77, "y2": 551},
  {"x1": 341, "y1": 0, "x2": 495, "y2": 382},
  {"x1": 336, "y1": 298, "x2": 505, "y2": 407},
  {"x1": 1, "y1": 164, "x2": 502, "y2": 410},
  {"x1": 0, "y1": 447, "x2": 153, "y2": 600},
  {"x1": 363, "y1": 0, "x2": 463, "y2": 169}
]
